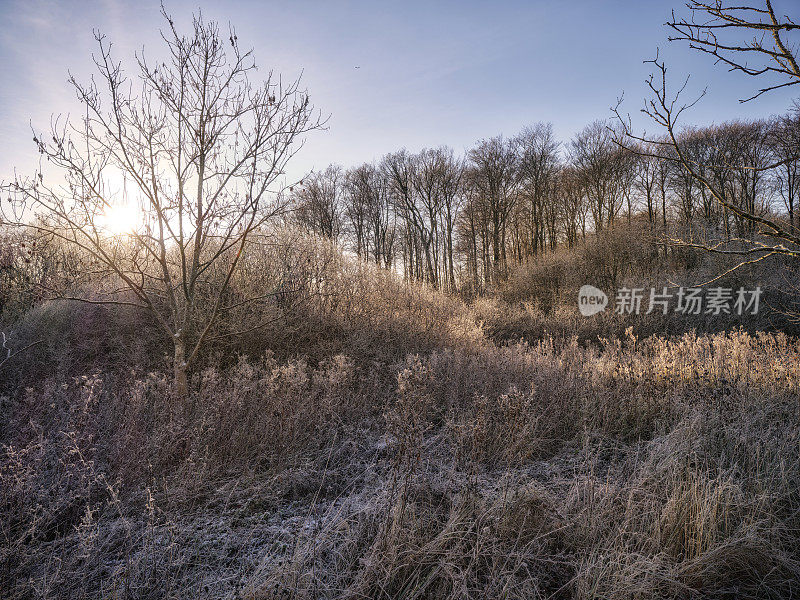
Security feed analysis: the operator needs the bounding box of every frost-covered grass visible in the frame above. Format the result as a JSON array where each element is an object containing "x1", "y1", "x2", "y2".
[{"x1": 3, "y1": 320, "x2": 799, "y2": 599}]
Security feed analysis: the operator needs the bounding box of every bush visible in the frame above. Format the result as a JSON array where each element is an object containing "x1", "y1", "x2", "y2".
[{"x1": 504, "y1": 222, "x2": 661, "y2": 309}]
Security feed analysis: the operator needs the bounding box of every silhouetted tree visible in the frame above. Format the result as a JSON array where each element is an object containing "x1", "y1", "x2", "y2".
[{"x1": 1, "y1": 9, "x2": 322, "y2": 396}]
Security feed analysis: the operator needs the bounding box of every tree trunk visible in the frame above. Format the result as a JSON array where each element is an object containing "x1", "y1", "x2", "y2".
[{"x1": 174, "y1": 339, "x2": 188, "y2": 399}]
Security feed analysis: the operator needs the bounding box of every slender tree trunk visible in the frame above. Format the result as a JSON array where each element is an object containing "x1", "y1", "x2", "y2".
[{"x1": 174, "y1": 338, "x2": 188, "y2": 399}]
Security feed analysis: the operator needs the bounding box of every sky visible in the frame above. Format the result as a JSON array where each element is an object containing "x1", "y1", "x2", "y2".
[{"x1": 1, "y1": 0, "x2": 798, "y2": 184}]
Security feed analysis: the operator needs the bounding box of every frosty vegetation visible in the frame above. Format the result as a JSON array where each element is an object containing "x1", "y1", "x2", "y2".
[{"x1": 2, "y1": 2, "x2": 800, "y2": 599}]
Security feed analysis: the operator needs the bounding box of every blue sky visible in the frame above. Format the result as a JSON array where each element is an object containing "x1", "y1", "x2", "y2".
[{"x1": 1, "y1": 0, "x2": 798, "y2": 183}]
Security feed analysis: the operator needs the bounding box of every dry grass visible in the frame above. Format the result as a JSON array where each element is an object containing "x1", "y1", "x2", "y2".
[{"x1": 2, "y1": 232, "x2": 800, "y2": 599}]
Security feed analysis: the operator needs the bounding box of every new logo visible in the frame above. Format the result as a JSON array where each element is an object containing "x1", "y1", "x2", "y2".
[{"x1": 578, "y1": 285, "x2": 608, "y2": 316}]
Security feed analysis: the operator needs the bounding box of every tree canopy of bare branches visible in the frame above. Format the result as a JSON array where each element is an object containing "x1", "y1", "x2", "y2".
[
  {"x1": 1, "y1": 9, "x2": 323, "y2": 396},
  {"x1": 667, "y1": 0, "x2": 800, "y2": 102},
  {"x1": 613, "y1": 1, "x2": 800, "y2": 274}
]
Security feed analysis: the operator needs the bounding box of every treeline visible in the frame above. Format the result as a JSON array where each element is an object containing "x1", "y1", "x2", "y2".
[{"x1": 291, "y1": 111, "x2": 800, "y2": 294}]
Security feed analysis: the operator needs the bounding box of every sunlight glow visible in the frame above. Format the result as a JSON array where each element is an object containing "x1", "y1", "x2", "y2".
[{"x1": 97, "y1": 203, "x2": 141, "y2": 235}]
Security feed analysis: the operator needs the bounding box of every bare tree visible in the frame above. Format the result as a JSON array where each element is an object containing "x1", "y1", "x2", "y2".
[
  {"x1": 342, "y1": 163, "x2": 394, "y2": 266},
  {"x1": 468, "y1": 137, "x2": 518, "y2": 283},
  {"x1": 514, "y1": 123, "x2": 561, "y2": 256},
  {"x1": 558, "y1": 165, "x2": 588, "y2": 249},
  {"x1": 667, "y1": 0, "x2": 800, "y2": 102},
  {"x1": 615, "y1": 1, "x2": 800, "y2": 269},
  {"x1": 457, "y1": 170, "x2": 489, "y2": 294},
  {"x1": 769, "y1": 108, "x2": 800, "y2": 230},
  {"x1": 378, "y1": 152, "x2": 409, "y2": 277},
  {"x1": 409, "y1": 150, "x2": 440, "y2": 285},
  {"x1": 438, "y1": 149, "x2": 465, "y2": 292},
  {"x1": 632, "y1": 145, "x2": 661, "y2": 229},
  {"x1": 615, "y1": 56, "x2": 800, "y2": 267},
  {"x1": 1, "y1": 10, "x2": 322, "y2": 397},
  {"x1": 571, "y1": 121, "x2": 628, "y2": 231},
  {"x1": 404, "y1": 147, "x2": 463, "y2": 289},
  {"x1": 294, "y1": 165, "x2": 344, "y2": 239},
  {"x1": 732, "y1": 120, "x2": 774, "y2": 235}
]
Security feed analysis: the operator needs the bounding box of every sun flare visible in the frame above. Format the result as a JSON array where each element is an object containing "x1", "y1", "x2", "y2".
[{"x1": 98, "y1": 203, "x2": 140, "y2": 235}]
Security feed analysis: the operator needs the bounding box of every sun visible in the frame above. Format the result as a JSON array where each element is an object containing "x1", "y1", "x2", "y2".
[{"x1": 98, "y1": 203, "x2": 141, "y2": 235}]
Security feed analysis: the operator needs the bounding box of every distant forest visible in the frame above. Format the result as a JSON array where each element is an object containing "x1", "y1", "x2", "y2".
[{"x1": 290, "y1": 114, "x2": 800, "y2": 293}]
